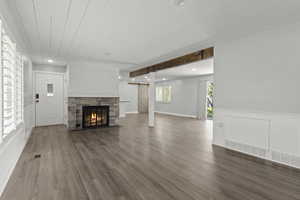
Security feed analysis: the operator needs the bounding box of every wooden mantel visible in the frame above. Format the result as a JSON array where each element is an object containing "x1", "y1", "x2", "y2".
[{"x1": 129, "y1": 47, "x2": 214, "y2": 78}]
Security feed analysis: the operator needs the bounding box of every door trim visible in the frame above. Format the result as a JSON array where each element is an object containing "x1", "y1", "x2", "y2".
[{"x1": 34, "y1": 71, "x2": 65, "y2": 127}]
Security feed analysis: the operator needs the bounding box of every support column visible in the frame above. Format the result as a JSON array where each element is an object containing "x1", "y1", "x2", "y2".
[{"x1": 148, "y1": 72, "x2": 155, "y2": 127}]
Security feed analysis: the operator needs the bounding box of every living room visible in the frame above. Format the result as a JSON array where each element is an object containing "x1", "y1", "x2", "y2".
[{"x1": 0, "y1": 1, "x2": 300, "y2": 199}]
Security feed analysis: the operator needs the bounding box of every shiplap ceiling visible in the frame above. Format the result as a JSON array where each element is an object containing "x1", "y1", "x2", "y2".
[{"x1": 6, "y1": 0, "x2": 300, "y2": 68}]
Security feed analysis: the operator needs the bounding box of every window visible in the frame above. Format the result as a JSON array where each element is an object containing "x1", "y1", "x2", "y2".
[
  {"x1": 15, "y1": 54, "x2": 23, "y2": 124},
  {"x1": 156, "y1": 86, "x2": 172, "y2": 103},
  {"x1": 0, "y1": 19, "x2": 24, "y2": 141},
  {"x1": 2, "y1": 31, "x2": 16, "y2": 137},
  {"x1": 47, "y1": 83, "x2": 54, "y2": 96},
  {"x1": 155, "y1": 87, "x2": 163, "y2": 102}
]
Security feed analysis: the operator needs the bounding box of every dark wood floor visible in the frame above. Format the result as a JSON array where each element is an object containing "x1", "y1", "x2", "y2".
[{"x1": 1, "y1": 114, "x2": 300, "y2": 200}]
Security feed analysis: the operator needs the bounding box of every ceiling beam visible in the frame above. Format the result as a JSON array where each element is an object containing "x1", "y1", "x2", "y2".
[
  {"x1": 128, "y1": 82, "x2": 149, "y2": 86},
  {"x1": 129, "y1": 47, "x2": 214, "y2": 78}
]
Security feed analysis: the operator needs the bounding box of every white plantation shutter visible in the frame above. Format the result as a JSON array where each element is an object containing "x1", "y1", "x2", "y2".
[
  {"x1": 2, "y1": 30, "x2": 16, "y2": 137},
  {"x1": 0, "y1": 19, "x2": 24, "y2": 142},
  {"x1": 15, "y1": 54, "x2": 23, "y2": 125},
  {"x1": 0, "y1": 20, "x2": 2, "y2": 142}
]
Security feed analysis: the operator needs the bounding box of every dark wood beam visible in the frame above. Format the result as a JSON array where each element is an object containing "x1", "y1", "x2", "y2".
[
  {"x1": 128, "y1": 82, "x2": 149, "y2": 86},
  {"x1": 129, "y1": 47, "x2": 214, "y2": 78}
]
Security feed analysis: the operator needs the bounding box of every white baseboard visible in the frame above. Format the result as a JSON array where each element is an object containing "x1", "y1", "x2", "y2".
[
  {"x1": 155, "y1": 111, "x2": 197, "y2": 118},
  {"x1": 120, "y1": 111, "x2": 139, "y2": 118},
  {"x1": 213, "y1": 108, "x2": 300, "y2": 169},
  {"x1": 126, "y1": 111, "x2": 139, "y2": 114}
]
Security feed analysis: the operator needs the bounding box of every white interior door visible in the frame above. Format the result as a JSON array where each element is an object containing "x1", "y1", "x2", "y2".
[{"x1": 35, "y1": 72, "x2": 64, "y2": 126}]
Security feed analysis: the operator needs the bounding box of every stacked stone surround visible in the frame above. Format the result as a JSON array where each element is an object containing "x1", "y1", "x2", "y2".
[{"x1": 68, "y1": 97, "x2": 119, "y2": 130}]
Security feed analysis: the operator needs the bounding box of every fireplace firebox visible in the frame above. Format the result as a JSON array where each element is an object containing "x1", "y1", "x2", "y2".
[{"x1": 82, "y1": 106, "x2": 109, "y2": 128}]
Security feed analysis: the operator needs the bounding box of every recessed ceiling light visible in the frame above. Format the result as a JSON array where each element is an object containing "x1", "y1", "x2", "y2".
[
  {"x1": 47, "y1": 59, "x2": 53, "y2": 63},
  {"x1": 132, "y1": 78, "x2": 136, "y2": 81},
  {"x1": 118, "y1": 76, "x2": 122, "y2": 79},
  {"x1": 192, "y1": 68, "x2": 197, "y2": 72},
  {"x1": 144, "y1": 76, "x2": 148, "y2": 79},
  {"x1": 162, "y1": 78, "x2": 167, "y2": 81}
]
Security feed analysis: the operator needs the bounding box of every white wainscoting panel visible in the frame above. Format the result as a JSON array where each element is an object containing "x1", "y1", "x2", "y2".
[
  {"x1": 270, "y1": 117, "x2": 300, "y2": 168},
  {"x1": 214, "y1": 108, "x2": 300, "y2": 169},
  {"x1": 224, "y1": 116, "x2": 270, "y2": 150},
  {"x1": 270, "y1": 118, "x2": 300, "y2": 156}
]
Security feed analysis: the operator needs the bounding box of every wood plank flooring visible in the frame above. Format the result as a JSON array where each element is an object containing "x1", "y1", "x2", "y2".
[{"x1": 1, "y1": 114, "x2": 300, "y2": 200}]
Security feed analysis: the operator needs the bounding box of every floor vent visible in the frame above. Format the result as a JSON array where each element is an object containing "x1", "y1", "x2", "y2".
[
  {"x1": 34, "y1": 154, "x2": 41, "y2": 159},
  {"x1": 225, "y1": 140, "x2": 267, "y2": 158}
]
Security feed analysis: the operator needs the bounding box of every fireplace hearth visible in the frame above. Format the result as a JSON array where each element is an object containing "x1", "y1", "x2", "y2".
[{"x1": 82, "y1": 106, "x2": 109, "y2": 128}]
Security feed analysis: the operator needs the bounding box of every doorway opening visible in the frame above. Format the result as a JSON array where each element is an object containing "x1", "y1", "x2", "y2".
[
  {"x1": 138, "y1": 84, "x2": 149, "y2": 113},
  {"x1": 206, "y1": 81, "x2": 214, "y2": 120}
]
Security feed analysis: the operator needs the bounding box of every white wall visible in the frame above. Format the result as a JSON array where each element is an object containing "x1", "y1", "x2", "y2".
[
  {"x1": 23, "y1": 59, "x2": 34, "y2": 135},
  {"x1": 215, "y1": 23, "x2": 300, "y2": 113},
  {"x1": 119, "y1": 81, "x2": 138, "y2": 113},
  {"x1": 68, "y1": 62, "x2": 119, "y2": 97},
  {"x1": 24, "y1": 60, "x2": 33, "y2": 107},
  {"x1": 214, "y1": 22, "x2": 300, "y2": 168},
  {"x1": 33, "y1": 64, "x2": 67, "y2": 73},
  {"x1": 155, "y1": 75, "x2": 213, "y2": 118}
]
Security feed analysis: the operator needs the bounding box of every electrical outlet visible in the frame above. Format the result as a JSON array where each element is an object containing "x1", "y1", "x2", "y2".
[{"x1": 217, "y1": 122, "x2": 224, "y2": 128}]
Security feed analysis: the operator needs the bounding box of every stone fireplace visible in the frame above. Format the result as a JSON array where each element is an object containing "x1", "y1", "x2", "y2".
[{"x1": 68, "y1": 97, "x2": 119, "y2": 130}]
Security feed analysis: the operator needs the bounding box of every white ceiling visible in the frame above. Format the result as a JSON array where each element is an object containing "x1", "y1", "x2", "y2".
[
  {"x1": 156, "y1": 58, "x2": 213, "y2": 79},
  {"x1": 6, "y1": 0, "x2": 300, "y2": 69},
  {"x1": 127, "y1": 58, "x2": 213, "y2": 83}
]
